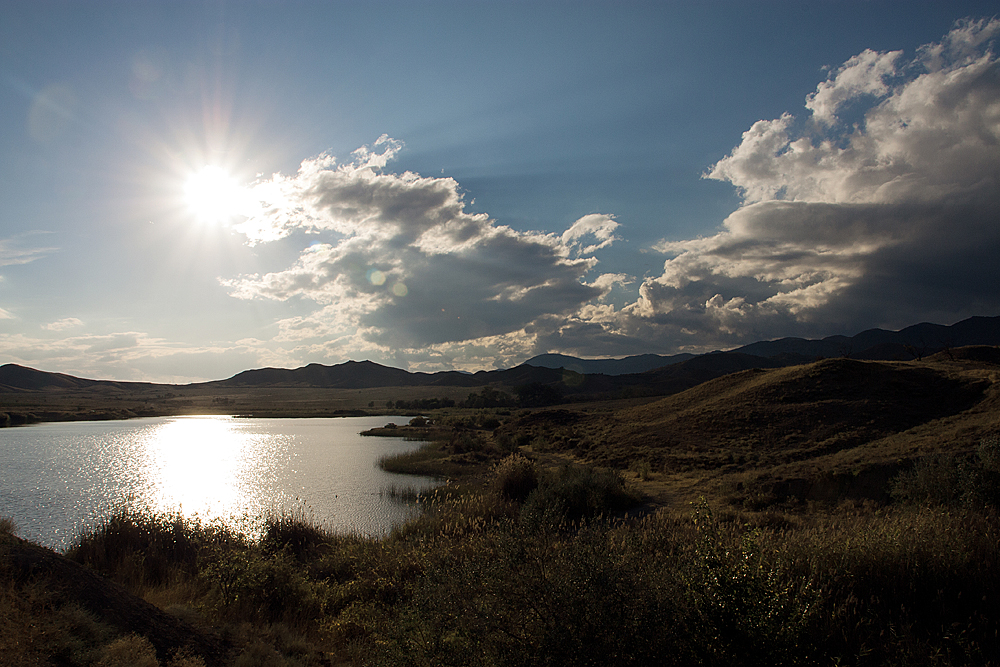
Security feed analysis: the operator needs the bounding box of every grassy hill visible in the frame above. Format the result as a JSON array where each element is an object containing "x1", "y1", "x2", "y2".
[{"x1": 500, "y1": 347, "x2": 1000, "y2": 508}]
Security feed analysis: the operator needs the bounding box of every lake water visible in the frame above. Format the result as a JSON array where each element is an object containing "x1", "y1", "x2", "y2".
[{"x1": 0, "y1": 415, "x2": 438, "y2": 551}]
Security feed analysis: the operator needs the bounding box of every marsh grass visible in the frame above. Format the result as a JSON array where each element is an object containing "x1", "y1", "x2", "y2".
[
  {"x1": 377, "y1": 442, "x2": 459, "y2": 476},
  {"x1": 379, "y1": 482, "x2": 426, "y2": 503},
  {"x1": 66, "y1": 505, "x2": 215, "y2": 589}
]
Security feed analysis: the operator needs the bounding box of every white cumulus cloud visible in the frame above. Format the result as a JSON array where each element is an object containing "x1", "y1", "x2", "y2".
[
  {"x1": 624, "y1": 18, "x2": 1000, "y2": 349},
  {"x1": 224, "y1": 136, "x2": 618, "y2": 352}
]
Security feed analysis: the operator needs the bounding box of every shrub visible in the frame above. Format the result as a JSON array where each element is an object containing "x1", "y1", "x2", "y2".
[
  {"x1": 630, "y1": 460, "x2": 653, "y2": 481},
  {"x1": 259, "y1": 511, "x2": 331, "y2": 562},
  {"x1": 376, "y1": 521, "x2": 684, "y2": 667},
  {"x1": 520, "y1": 464, "x2": 641, "y2": 526},
  {"x1": 679, "y1": 503, "x2": 821, "y2": 665},
  {"x1": 479, "y1": 415, "x2": 501, "y2": 430},
  {"x1": 201, "y1": 547, "x2": 326, "y2": 626},
  {"x1": 890, "y1": 454, "x2": 972, "y2": 506},
  {"x1": 66, "y1": 506, "x2": 208, "y2": 588},
  {"x1": 449, "y1": 432, "x2": 484, "y2": 454},
  {"x1": 96, "y1": 634, "x2": 159, "y2": 667},
  {"x1": 891, "y1": 434, "x2": 1000, "y2": 509},
  {"x1": 491, "y1": 454, "x2": 538, "y2": 502}
]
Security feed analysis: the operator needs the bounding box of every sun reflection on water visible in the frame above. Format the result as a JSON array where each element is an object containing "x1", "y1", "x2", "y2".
[
  {"x1": 1, "y1": 415, "x2": 440, "y2": 550},
  {"x1": 142, "y1": 416, "x2": 285, "y2": 522}
]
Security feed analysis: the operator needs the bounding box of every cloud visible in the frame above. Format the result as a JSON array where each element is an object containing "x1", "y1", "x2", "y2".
[
  {"x1": 207, "y1": 19, "x2": 1000, "y2": 369},
  {"x1": 624, "y1": 18, "x2": 1000, "y2": 348},
  {"x1": 224, "y1": 135, "x2": 618, "y2": 351},
  {"x1": 43, "y1": 317, "x2": 83, "y2": 331},
  {"x1": 0, "y1": 330, "x2": 267, "y2": 383},
  {"x1": 0, "y1": 307, "x2": 14, "y2": 320},
  {"x1": 0, "y1": 236, "x2": 57, "y2": 267}
]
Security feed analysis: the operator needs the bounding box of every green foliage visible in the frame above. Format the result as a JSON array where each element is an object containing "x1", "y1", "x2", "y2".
[
  {"x1": 680, "y1": 502, "x2": 820, "y2": 665},
  {"x1": 462, "y1": 386, "x2": 516, "y2": 409},
  {"x1": 376, "y1": 523, "x2": 682, "y2": 667},
  {"x1": 493, "y1": 430, "x2": 531, "y2": 453},
  {"x1": 514, "y1": 382, "x2": 563, "y2": 407},
  {"x1": 478, "y1": 414, "x2": 501, "y2": 430},
  {"x1": 392, "y1": 397, "x2": 456, "y2": 410},
  {"x1": 449, "y1": 431, "x2": 485, "y2": 454},
  {"x1": 201, "y1": 546, "x2": 326, "y2": 626}
]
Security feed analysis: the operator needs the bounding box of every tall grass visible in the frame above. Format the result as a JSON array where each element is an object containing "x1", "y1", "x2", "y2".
[
  {"x1": 66, "y1": 505, "x2": 215, "y2": 589},
  {"x1": 376, "y1": 503, "x2": 1000, "y2": 666},
  {"x1": 11, "y1": 458, "x2": 1000, "y2": 665}
]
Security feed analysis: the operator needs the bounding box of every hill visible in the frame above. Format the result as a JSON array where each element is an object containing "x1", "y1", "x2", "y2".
[
  {"x1": 499, "y1": 349, "x2": 1000, "y2": 507},
  {"x1": 3, "y1": 315, "x2": 999, "y2": 425},
  {"x1": 0, "y1": 364, "x2": 153, "y2": 392},
  {"x1": 734, "y1": 315, "x2": 1000, "y2": 361},
  {"x1": 523, "y1": 352, "x2": 695, "y2": 375}
]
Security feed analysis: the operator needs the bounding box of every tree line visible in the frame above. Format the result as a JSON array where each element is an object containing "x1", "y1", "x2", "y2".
[{"x1": 386, "y1": 382, "x2": 563, "y2": 410}]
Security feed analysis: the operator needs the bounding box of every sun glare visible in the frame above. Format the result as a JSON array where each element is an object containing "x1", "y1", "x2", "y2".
[{"x1": 184, "y1": 165, "x2": 250, "y2": 224}]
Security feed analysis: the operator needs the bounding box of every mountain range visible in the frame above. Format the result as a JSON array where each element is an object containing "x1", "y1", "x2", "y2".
[{"x1": 2, "y1": 315, "x2": 998, "y2": 396}]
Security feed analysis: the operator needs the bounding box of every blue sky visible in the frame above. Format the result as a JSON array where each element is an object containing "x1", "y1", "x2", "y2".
[{"x1": 2, "y1": 1, "x2": 999, "y2": 382}]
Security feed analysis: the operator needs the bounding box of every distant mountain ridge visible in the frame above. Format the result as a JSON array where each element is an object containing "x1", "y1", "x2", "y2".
[
  {"x1": 733, "y1": 316, "x2": 1000, "y2": 362},
  {"x1": 0, "y1": 364, "x2": 153, "y2": 392},
  {"x1": 529, "y1": 316, "x2": 1000, "y2": 375},
  {"x1": 2, "y1": 315, "x2": 998, "y2": 394},
  {"x1": 522, "y1": 353, "x2": 695, "y2": 376}
]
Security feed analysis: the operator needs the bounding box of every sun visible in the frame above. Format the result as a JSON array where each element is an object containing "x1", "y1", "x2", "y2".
[{"x1": 183, "y1": 165, "x2": 250, "y2": 224}]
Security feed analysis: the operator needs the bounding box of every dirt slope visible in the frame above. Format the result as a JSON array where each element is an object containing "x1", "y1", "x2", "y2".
[{"x1": 2, "y1": 532, "x2": 229, "y2": 666}]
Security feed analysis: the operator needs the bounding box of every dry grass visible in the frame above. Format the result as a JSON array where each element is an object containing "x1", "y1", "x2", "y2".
[
  {"x1": 6, "y1": 479, "x2": 1000, "y2": 665},
  {"x1": 497, "y1": 355, "x2": 1000, "y2": 510}
]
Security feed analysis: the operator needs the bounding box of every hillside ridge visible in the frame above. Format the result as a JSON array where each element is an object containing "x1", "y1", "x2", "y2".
[{"x1": 3, "y1": 315, "x2": 997, "y2": 392}]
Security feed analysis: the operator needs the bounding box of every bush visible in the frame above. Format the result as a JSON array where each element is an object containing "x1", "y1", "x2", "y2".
[
  {"x1": 96, "y1": 635, "x2": 159, "y2": 667},
  {"x1": 201, "y1": 547, "x2": 326, "y2": 626},
  {"x1": 260, "y1": 511, "x2": 331, "y2": 561},
  {"x1": 520, "y1": 464, "x2": 641, "y2": 526},
  {"x1": 679, "y1": 503, "x2": 820, "y2": 665},
  {"x1": 491, "y1": 454, "x2": 538, "y2": 502},
  {"x1": 66, "y1": 506, "x2": 207, "y2": 588},
  {"x1": 891, "y1": 434, "x2": 1000, "y2": 508},
  {"x1": 377, "y1": 521, "x2": 684, "y2": 667}
]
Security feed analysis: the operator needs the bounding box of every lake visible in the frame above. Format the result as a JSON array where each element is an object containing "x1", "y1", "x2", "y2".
[{"x1": 0, "y1": 415, "x2": 438, "y2": 551}]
